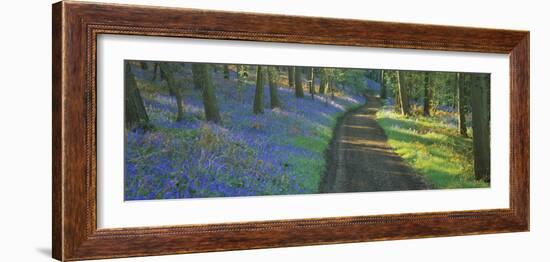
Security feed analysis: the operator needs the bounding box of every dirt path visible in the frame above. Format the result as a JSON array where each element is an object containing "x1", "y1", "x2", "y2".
[{"x1": 320, "y1": 95, "x2": 429, "y2": 193}]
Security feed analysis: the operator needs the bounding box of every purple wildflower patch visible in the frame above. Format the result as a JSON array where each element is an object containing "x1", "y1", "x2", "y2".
[{"x1": 125, "y1": 66, "x2": 364, "y2": 200}]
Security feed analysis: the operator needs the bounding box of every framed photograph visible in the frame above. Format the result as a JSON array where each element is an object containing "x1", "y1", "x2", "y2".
[{"x1": 52, "y1": 1, "x2": 529, "y2": 261}]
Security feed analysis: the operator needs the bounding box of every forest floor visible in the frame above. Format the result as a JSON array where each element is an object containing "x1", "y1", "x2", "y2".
[
  {"x1": 125, "y1": 65, "x2": 366, "y2": 200},
  {"x1": 376, "y1": 102, "x2": 488, "y2": 189},
  {"x1": 321, "y1": 95, "x2": 429, "y2": 193}
]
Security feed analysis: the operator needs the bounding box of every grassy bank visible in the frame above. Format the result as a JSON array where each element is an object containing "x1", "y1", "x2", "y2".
[{"x1": 376, "y1": 107, "x2": 488, "y2": 189}]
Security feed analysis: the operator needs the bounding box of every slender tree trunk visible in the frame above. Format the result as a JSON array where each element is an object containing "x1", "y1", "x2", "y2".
[
  {"x1": 394, "y1": 73, "x2": 401, "y2": 112},
  {"x1": 304, "y1": 67, "x2": 311, "y2": 94},
  {"x1": 471, "y1": 74, "x2": 491, "y2": 182},
  {"x1": 330, "y1": 78, "x2": 335, "y2": 100},
  {"x1": 393, "y1": 71, "x2": 401, "y2": 112},
  {"x1": 159, "y1": 63, "x2": 184, "y2": 122},
  {"x1": 380, "y1": 69, "x2": 386, "y2": 99},
  {"x1": 173, "y1": 89, "x2": 184, "y2": 122},
  {"x1": 151, "y1": 62, "x2": 159, "y2": 82},
  {"x1": 253, "y1": 66, "x2": 264, "y2": 114},
  {"x1": 309, "y1": 67, "x2": 315, "y2": 100},
  {"x1": 294, "y1": 67, "x2": 304, "y2": 98},
  {"x1": 192, "y1": 64, "x2": 221, "y2": 123},
  {"x1": 192, "y1": 63, "x2": 202, "y2": 90},
  {"x1": 267, "y1": 66, "x2": 281, "y2": 109},
  {"x1": 396, "y1": 71, "x2": 410, "y2": 116},
  {"x1": 319, "y1": 73, "x2": 325, "y2": 95},
  {"x1": 125, "y1": 62, "x2": 149, "y2": 127},
  {"x1": 423, "y1": 72, "x2": 432, "y2": 116},
  {"x1": 319, "y1": 68, "x2": 328, "y2": 94},
  {"x1": 288, "y1": 66, "x2": 295, "y2": 88},
  {"x1": 223, "y1": 65, "x2": 230, "y2": 79},
  {"x1": 236, "y1": 65, "x2": 246, "y2": 102},
  {"x1": 457, "y1": 72, "x2": 467, "y2": 136},
  {"x1": 324, "y1": 72, "x2": 332, "y2": 105}
]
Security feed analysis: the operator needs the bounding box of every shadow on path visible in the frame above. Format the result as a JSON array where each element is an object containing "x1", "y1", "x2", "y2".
[{"x1": 320, "y1": 95, "x2": 429, "y2": 193}]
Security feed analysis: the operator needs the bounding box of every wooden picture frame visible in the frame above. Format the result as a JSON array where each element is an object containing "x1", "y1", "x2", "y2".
[{"x1": 52, "y1": 1, "x2": 529, "y2": 261}]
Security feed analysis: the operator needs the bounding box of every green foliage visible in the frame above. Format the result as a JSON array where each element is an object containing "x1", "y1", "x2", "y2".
[
  {"x1": 342, "y1": 69, "x2": 368, "y2": 93},
  {"x1": 381, "y1": 70, "x2": 398, "y2": 98},
  {"x1": 287, "y1": 155, "x2": 324, "y2": 193},
  {"x1": 291, "y1": 135, "x2": 327, "y2": 155},
  {"x1": 382, "y1": 70, "x2": 475, "y2": 111},
  {"x1": 364, "y1": 69, "x2": 382, "y2": 82},
  {"x1": 376, "y1": 109, "x2": 489, "y2": 189},
  {"x1": 325, "y1": 68, "x2": 367, "y2": 95},
  {"x1": 283, "y1": 108, "x2": 350, "y2": 192},
  {"x1": 127, "y1": 59, "x2": 492, "y2": 199},
  {"x1": 285, "y1": 132, "x2": 330, "y2": 192}
]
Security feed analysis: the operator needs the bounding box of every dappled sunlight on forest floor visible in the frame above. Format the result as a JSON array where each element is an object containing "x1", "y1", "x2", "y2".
[
  {"x1": 124, "y1": 61, "x2": 491, "y2": 201},
  {"x1": 124, "y1": 66, "x2": 364, "y2": 200},
  {"x1": 376, "y1": 106, "x2": 488, "y2": 189}
]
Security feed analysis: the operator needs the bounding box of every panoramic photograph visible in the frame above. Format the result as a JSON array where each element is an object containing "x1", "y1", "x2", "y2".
[{"x1": 124, "y1": 60, "x2": 491, "y2": 201}]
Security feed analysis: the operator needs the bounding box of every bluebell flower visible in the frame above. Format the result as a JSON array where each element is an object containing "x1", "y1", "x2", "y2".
[{"x1": 124, "y1": 68, "x2": 364, "y2": 200}]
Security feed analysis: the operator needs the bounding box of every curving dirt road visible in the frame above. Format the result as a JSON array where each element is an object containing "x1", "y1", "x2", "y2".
[{"x1": 320, "y1": 95, "x2": 429, "y2": 193}]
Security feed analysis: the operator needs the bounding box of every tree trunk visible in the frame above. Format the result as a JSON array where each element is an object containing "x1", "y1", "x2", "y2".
[
  {"x1": 288, "y1": 66, "x2": 295, "y2": 88},
  {"x1": 192, "y1": 63, "x2": 202, "y2": 90},
  {"x1": 380, "y1": 70, "x2": 387, "y2": 99},
  {"x1": 423, "y1": 72, "x2": 432, "y2": 116},
  {"x1": 159, "y1": 63, "x2": 184, "y2": 122},
  {"x1": 124, "y1": 62, "x2": 149, "y2": 128},
  {"x1": 394, "y1": 72, "x2": 402, "y2": 113},
  {"x1": 173, "y1": 89, "x2": 184, "y2": 122},
  {"x1": 319, "y1": 68, "x2": 328, "y2": 94},
  {"x1": 330, "y1": 78, "x2": 335, "y2": 100},
  {"x1": 294, "y1": 67, "x2": 305, "y2": 98},
  {"x1": 267, "y1": 66, "x2": 281, "y2": 109},
  {"x1": 396, "y1": 71, "x2": 410, "y2": 116},
  {"x1": 253, "y1": 66, "x2": 264, "y2": 114},
  {"x1": 139, "y1": 61, "x2": 148, "y2": 70},
  {"x1": 223, "y1": 65, "x2": 230, "y2": 79},
  {"x1": 192, "y1": 64, "x2": 222, "y2": 123},
  {"x1": 471, "y1": 74, "x2": 491, "y2": 182},
  {"x1": 457, "y1": 72, "x2": 467, "y2": 136},
  {"x1": 151, "y1": 62, "x2": 159, "y2": 82},
  {"x1": 236, "y1": 65, "x2": 246, "y2": 102},
  {"x1": 309, "y1": 67, "x2": 315, "y2": 100}
]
